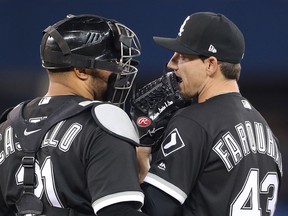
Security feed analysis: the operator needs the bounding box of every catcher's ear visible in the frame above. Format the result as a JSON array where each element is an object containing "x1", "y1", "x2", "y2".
[{"x1": 73, "y1": 68, "x2": 89, "y2": 80}]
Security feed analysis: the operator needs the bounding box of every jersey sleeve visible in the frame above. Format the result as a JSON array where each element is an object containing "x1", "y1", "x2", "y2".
[
  {"x1": 85, "y1": 129, "x2": 144, "y2": 214},
  {"x1": 144, "y1": 115, "x2": 210, "y2": 204}
]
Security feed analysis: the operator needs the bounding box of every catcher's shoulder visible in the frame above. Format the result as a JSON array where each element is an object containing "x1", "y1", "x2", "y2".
[
  {"x1": 0, "y1": 107, "x2": 13, "y2": 124},
  {"x1": 91, "y1": 102, "x2": 139, "y2": 146}
]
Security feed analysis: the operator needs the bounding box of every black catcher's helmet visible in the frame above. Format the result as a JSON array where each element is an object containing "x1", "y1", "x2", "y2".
[{"x1": 40, "y1": 14, "x2": 141, "y2": 107}]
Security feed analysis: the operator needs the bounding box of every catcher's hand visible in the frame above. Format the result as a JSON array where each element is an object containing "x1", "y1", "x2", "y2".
[{"x1": 130, "y1": 72, "x2": 190, "y2": 150}]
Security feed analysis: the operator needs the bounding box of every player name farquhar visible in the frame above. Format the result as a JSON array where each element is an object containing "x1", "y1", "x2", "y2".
[{"x1": 212, "y1": 120, "x2": 282, "y2": 174}]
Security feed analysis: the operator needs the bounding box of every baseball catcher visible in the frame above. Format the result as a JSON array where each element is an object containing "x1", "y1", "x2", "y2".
[{"x1": 0, "y1": 14, "x2": 148, "y2": 216}]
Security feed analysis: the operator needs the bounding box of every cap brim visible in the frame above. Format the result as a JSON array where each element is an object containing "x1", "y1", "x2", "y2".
[{"x1": 153, "y1": 36, "x2": 199, "y2": 55}]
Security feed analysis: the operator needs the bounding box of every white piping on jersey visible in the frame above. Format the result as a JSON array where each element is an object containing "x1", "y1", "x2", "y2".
[
  {"x1": 144, "y1": 172, "x2": 187, "y2": 204},
  {"x1": 92, "y1": 191, "x2": 144, "y2": 214},
  {"x1": 78, "y1": 100, "x2": 100, "y2": 106}
]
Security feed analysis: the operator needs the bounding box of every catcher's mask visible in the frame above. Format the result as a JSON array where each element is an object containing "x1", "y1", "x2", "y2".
[{"x1": 40, "y1": 14, "x2": 141, "y2": 107}]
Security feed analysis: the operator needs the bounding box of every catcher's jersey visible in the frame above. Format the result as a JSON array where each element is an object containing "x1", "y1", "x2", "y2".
[
  {"x1": 0, "y1": 95, "x2": 143, "y2": 215},
  {"x1": 144, "y1": 93, "x2": 282, "y2": 216}
]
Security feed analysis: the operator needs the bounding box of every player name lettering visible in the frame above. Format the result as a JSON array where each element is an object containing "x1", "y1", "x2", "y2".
[
  {"x1": 212, "y1": 120, "x2": 282, "y2": 174},
  {"x1": 0, "y1": 121, "x2": 82, "y2": 165}
]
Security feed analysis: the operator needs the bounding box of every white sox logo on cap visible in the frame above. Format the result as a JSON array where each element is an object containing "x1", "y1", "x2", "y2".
[{"x1": 178, "y1": 16, "x2": 190, "y2": 37}]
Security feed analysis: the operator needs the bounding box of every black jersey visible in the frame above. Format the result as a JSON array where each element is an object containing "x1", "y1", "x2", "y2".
[
  {"x1": 0, "y1": 95, "x2": 144, "y2": 215},
  {"x1": 144, "y1": 93, "x2": 282, "y2": 216}
]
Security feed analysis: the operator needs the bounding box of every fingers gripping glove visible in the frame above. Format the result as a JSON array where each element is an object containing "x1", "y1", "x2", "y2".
[{"x1": 130, "y1": 72, "x2": 190, "y2": 150}]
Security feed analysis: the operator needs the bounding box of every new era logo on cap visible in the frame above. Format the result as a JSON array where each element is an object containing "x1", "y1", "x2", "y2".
[{"x1": 208, "y1": 44, "x2": 217, "y2": 53}]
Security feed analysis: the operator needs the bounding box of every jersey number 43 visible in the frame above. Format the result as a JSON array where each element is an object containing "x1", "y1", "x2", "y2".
[{"x1": 230, "y1": 168, "x2": 279, "y2": 216}]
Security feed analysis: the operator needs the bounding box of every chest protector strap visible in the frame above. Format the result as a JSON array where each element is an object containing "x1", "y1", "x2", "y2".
[{"x1": 7, "y1": 99, "x2": 99, "y2": 216}]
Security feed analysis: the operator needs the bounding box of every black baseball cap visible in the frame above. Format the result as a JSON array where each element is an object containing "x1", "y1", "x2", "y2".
[{"x1": 153, "y1": 12, "x2": 245, "y2": 63}]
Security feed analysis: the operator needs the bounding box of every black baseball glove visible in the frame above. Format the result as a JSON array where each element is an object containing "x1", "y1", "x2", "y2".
[{"x1": 130, "y1": 72, "x2": 191, "y2": 150}]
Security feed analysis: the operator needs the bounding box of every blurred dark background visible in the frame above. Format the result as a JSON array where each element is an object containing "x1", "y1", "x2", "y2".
[{"x1": 1, "y1": 0, "x2": 287, "y2": 215}]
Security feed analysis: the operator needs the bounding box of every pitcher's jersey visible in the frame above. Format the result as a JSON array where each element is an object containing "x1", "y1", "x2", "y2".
[
  {"x1": 144, "y1": 93, "x2": 282, "y2": 216},
  {"x1": 0, "y1": 95, "x2": 143, "y2": 215}
]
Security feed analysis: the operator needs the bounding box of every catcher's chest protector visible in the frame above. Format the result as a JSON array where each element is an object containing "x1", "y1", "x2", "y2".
[{"x1": 6, "y1": 99, "x2": 99, "y2": 216}]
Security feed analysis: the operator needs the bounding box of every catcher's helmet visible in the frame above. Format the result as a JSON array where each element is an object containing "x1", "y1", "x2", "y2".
[{"x1": 40, "y1": 14, "x2": 141, "y2": 107}]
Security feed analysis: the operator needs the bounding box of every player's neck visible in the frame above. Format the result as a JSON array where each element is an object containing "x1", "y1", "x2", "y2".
[
  {"x1": 45, "y1": 72, "x2": 94, "y2": 100},
  {"x1": 45, "y1": 81, "x2": 93, "y2": 100},
  {"x1": 198, "y1": 79, "x2": 239, "y2": 103}
]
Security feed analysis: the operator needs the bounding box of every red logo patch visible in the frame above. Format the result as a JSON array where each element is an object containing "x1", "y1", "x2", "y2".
[{"x1": 137, "y1": 117, "x2": 151, "y2": 127}]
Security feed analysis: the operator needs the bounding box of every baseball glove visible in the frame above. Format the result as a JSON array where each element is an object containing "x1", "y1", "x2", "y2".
[{"x1": 130, "y1": 72, "x2": 190, "y2": 150}]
